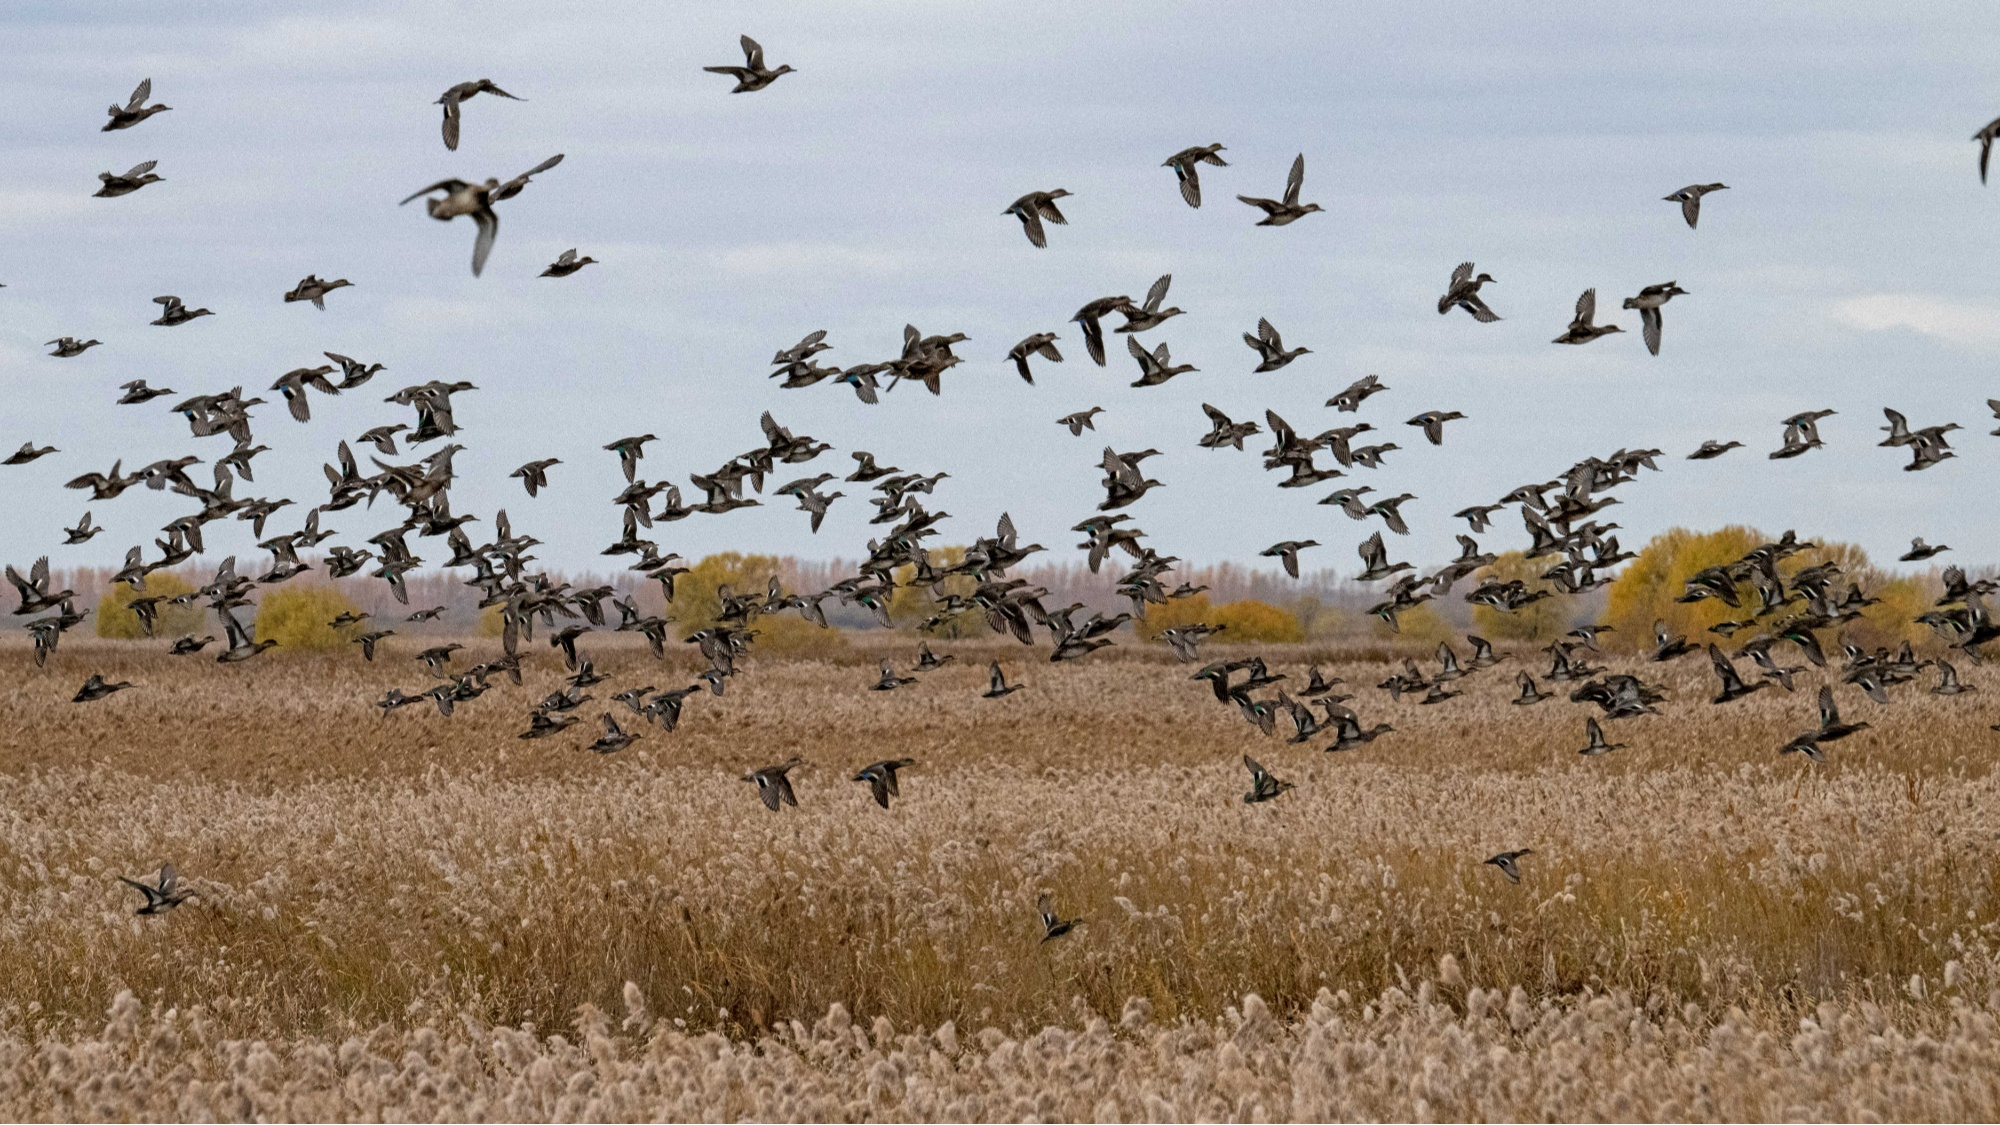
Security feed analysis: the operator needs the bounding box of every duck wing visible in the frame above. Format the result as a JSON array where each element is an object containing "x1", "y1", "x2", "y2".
[
  {"x1": 470, "y1": 208, "x2": 498, "y2": 277},
  {"x1": 1176, "y1": 162, "x2": 1202, "y2": 208}
]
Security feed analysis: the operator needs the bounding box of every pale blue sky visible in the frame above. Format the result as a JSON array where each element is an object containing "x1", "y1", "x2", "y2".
[{"x1": 2, "y1": 2, "x2": 1997, "y2": 580}]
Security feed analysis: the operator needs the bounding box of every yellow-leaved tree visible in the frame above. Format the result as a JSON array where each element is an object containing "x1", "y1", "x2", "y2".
[
  {"x1": 888, "y1": 546, "x2": 982, "y2": 637},
  {"x1": 253, "y1": 583, "x2": 365, "y2": 651},
  {"x1": 669, "y1": 553, "x2": 847, "y2": 657},
  {"x1": 1210, "y1": 599, "x2": 1304, "y2": 644},
  {"x1": 1600, "y1": 527, "x2": 1931, "y2": 653},
  {"x1": 96, "y1": 573, "x2": 204, "y2": 639},
  {"x1": 1373, "y1": 601, "x2": 1455, "y2": 646},
  {"x1": 670, "y1": 553, "x2": 781, "y2": 638},
  {"x1": 1289, "y1": 596, "x2": 1349, "y2": 642},
  {"x1": 1133, "y1": 594, "x2": 1304, "y2": 645},
  {"x1": 1468, "y1": 551, "x2": 1569, "y2": 644},
  {"x1": 1132, "y1": 593, "x2": 1214, "y2": 642}
]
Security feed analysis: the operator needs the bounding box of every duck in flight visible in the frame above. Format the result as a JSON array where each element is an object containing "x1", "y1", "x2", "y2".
[
  {"x1": 1005, "y1": 190, "x2": 1072, "y2": 248},
  {"x1": 1057, "y1": 407, "x2": 1102, "y2": 436},
  {"x1": 1578, "y1": 716, "x2": 1625, "y2": 756},
  {"x1": 1407, "y1": 411, "x2": 1465, "y2": 446},
  {"x1": 284, "y1": 274, "x2": 352, "y2": 310},
  {"x1": 435, "y1": 78, "x2": 524, "y2": 151},
  {"x1": 103, "y1": 78, "x2": 170, "y2": 131},
  {"x1": 541, "y1": 249, "x2": 596, "y2": 277},
  {"x1": 118, "y1": 863, "x2": 191, "y2": 914},
  {"x1": 1243, "y1": 318, "x2": 1309, "y2": 371},
  {"x1": 1552, "y1": 289, "x2": 1622, "y2": 345},
  {"x1": 94, "y1": 160, "x2": 162, "y2": 197},
  {"x1": 1438, "y1": 262, "x2": 1500, "y2": 322},
  {"x1": 1663, "y1": 182, "x2": 1728, "y2": 228},
  {"x1": 1261, "y1": 539, "x2": 1318, "y2": 579},
  {"x1": 73, "y1": 672, "x2": 134, "y2": 702},
  {"x1": 745, "y1": 757, "x2": 804, "y2": 811},
  {"x1": 401, "y1": 154, "x2": 564, "y2": 276},
  {"x1": 4, "y1": 443, "x2": 56, "y2": 465},
  {"x1": 1781, "y1": 686, "x2": 1871, "y2": 760},
  {"x1": 704, "y1": 36, "x2": 796, "y2": 92},
  {"x1": 1327, "y1": 375, "x2": 1387, "y2": 413},
  {"x1": 1115, "y1": 274, "x2": 1182, "y2": 333},
  {"x1": 1622, "y1": 282, "x2": 1687, "y2": 356},
  {"x1": 1902, "y1": 538, "x2": 1949, "y2": 562},
  {"x1": 853, "y1": 758, "x2": 915, "y2": 809},
  {"x1": 150, "y1": 295, "x2": 212, "y2": 326},
  {"x1": 1037, "y1": 893, "x2": 1081, "y2": 942},
  {"x1": 1163, "y1": 143, "x2": 1227, "y2": 207},
  {"x1": 1242, "y1": 755, "x2": 1294, "y2": 803},
  {"x1": 1237, "y1": 154, "x2": 1322, "y2": 226},
  {"x1": 46, "y1": 337, "x2": 100, "y2": 358},
  {"x1": 1009, "y1": 332, "x2": 1063, "y2": 383},
  {"x1": 1125, "y1": 336, "x2": 1195, "y2": 388},
  {"x1": 1484, "y1": 849, "x2": 1532, "y2": 884}
]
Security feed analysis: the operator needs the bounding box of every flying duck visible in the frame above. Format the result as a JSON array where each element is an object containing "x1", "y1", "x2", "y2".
[
  {"x1": 1438, "y1": 262, "x2": 1500, "y2": 322},
  {"x1": 1005, "y1": 189, "x2": 1072, "y2": 248},
  {"x1": 1664, "y1": 182, "x2": 1728, "y2": 228},
  {"x1": 1243, "y1": 318, "x2": 1309, "y2": 371},
  {"x1": 1242, "y1": 755, "x2": 1294, "y2": 803},
  {"x1": 1484, "y1": 849, "x2": 1532, "y2": 884},
  {"x1": 541, "y1": 249, "x2": 596, "y2": 277},
  {"x1": 150, "y1": 295, "x2": 212, "y2": 326},
  {"x1": 400, "y1": 154, "x2": 564, "y2": 276},
  {"x1": 1057, "y1": 407, "x2": 1103, "y2": 436},
  {"x1": 1009, "y1": 332, "x2": 1063, "y2": 383},
  {"x1": 1237, "y1": 154, "x2": 1322, "y2": 226},
  {"x1": 46, "y1": 337, "x2": 101, "y2": 358},
  {"x1": 704, "y1": 36, "x2": 796, "y2": 92},
  {"x1": 1162, "y1": 143, "x2": 1227, "y2": 207},
  {"x1": 435, "y1": 78, "x2": 524, "y2": 151},
  {"x1": 118, "y1": 863, "x2": 191, "y2": 914},
  {"x1": 284, "y1": 275, "x2": 352, "y2": 310},
  {"x1": 73, "y1": 672, "x2": 134, "y2": 702},
  {"x1": 745, "y1": 757, "x2": 804, "y2": 810},
  {"x1": 94, "y1": 160, "x2": 162, "y2": 197},
  {"x1": 1552, "y1": 289, "x2": 1622, "y2": 345},
  {"x1": 1621, "y1": 282, "x2": 1687, "y2": 356},
  {"x1": 853, "y1": 758, "x2": 915, "y2": 808},
  {"x1": 103, "y1": 79, "x2": 170, "y2": 131}
]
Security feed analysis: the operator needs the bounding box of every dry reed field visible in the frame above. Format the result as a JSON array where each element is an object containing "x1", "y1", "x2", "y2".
[{"x1": 4, "y1": 636, "x2": 2000, "y2": 1120}]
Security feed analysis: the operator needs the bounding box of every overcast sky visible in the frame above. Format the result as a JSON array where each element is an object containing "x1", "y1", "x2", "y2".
[{"x1": 3, "y1": 2, "x2": 1998, "y2": 583}]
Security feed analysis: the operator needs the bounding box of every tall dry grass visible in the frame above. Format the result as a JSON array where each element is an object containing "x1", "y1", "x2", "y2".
[{"x1": 1, "y1": 636, "x2": 1998, "y2": 1118}]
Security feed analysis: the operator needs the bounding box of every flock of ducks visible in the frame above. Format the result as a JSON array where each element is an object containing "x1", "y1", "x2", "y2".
[{"x1": 11, "y1": 55, "x2": 1994, "y2": 936}]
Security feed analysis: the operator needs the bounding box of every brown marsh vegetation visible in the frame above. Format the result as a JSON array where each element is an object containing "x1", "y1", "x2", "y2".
[{"x1": 4, "y1": 636, "x2": 2000, "y2": 1119}]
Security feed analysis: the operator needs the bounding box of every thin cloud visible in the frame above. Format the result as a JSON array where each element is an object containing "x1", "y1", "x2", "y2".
[{"x1": 1835, "y1": 293, "x2": 2000, "y2": 349}]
